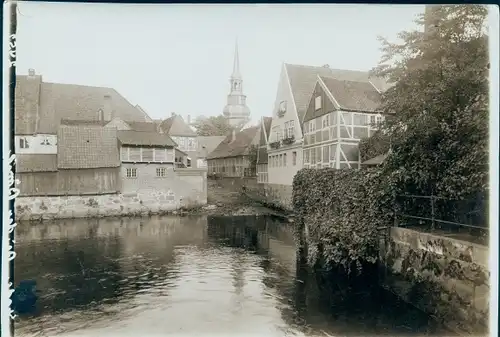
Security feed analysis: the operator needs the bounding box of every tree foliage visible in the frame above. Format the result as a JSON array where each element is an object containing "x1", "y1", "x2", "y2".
[
  {"x1": 193, "y1": 115, "x2": 235, "y2": 136},
  {"x1": 293, "y1": 168, "x2": 393, "y2": 274},
  {"x1": 372, "y1": 5, "x2": 489, "y2": 199}
]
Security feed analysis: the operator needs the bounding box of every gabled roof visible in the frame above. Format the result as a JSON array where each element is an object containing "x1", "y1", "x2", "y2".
[
  {"x1": 159, "y1": 115, "x2": 197, "y2": 137},
  {"x1": 117, "y1": 130, "x2": 176, "y2": 147},
  {"x1": 15, "y1": 74, "x2": 147, "y2": 135},
  {"x1": 58, "y1": 126, "x2": 120, "y2": 169},
  {"x1": 16, "y1": 154, "x2": 58, "y2": 173},
  {"x1": 197, "y1": 136, "x2": 226, "y2": 157},
  {"x1": 320, "y1": 76, "x2": 382, "y2": 112},
  {"x1": 284, "y1": 64, "x2": 389, "y2": 122},
  {"x1": 207, "y1": 126, "x2": 259, "y2": 160}
]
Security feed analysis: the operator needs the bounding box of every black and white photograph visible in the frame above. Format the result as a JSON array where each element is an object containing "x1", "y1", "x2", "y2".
[{"x1": 3, "y1": 2, "x2": 498, "y2": 337}]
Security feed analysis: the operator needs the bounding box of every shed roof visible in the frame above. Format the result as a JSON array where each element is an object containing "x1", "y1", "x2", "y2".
[
  {"x1": 362, "y1": 153, "x2": 387, "y2": 165},
  {"x1": 16, "y1": 154, "x2": 58, "y2": 173},
  {"x1": 57, "y1": 126, "x2": 120, "y2": 169},
  {"x1": 117, "y1": 130, "x2": 176, "y2": 147}
]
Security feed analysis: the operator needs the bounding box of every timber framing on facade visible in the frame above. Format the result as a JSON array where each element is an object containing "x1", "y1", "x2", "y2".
[{"x1": 301, "y1": 75, "x2": 385, "y2": 170}]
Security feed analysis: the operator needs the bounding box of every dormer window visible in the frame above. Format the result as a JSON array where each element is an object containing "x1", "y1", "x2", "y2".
[
  {"x1": 315, "y1": 95, "x2": 322, "y2": 110},
  {"x1": 19, "y1": 137, "x2": 29, "y2": 149}
]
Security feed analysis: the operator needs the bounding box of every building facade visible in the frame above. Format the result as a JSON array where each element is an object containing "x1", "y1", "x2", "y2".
[
  {"x1": 207, "y1": 127, "x2": 259, "y2": 177},
  {"x1": 256, "y1": 117, "x2": 272, "y2": 183},
  {"x1": 160, "y1": 113, "x2": 199, "y2": 168},
  {"x1": 302, "y1": 75, "x2": 384, "y2": 170},
  {"x1": 117, "y1": 130, "x2": 177, "y2": 194},
  {"x1": 265, "y1": 63, "x2": 389, "y2": 208},
  {"x1": 222, "y1": 41, "x2": 251, "y2": 128}
]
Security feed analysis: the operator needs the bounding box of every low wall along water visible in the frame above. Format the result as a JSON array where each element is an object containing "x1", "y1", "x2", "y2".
[
  {"x1": 380, "y1": 227, "x2": 489, "y2": 335},
  {"x1": 16, "y1": 169, "x2": 208, "y2": 221}
]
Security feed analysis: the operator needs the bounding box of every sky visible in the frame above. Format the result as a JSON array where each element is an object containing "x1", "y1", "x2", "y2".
[{"x1": 17, "y1": 3, "x2": 424, "y2": 125}]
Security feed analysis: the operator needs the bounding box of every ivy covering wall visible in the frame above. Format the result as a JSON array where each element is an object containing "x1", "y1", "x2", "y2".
[{"x1": 292, "y1": 168, "x2": 394, "y2": 273}]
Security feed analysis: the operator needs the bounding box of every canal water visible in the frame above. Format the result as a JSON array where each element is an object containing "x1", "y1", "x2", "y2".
[{"x1": 14, "y1": 215, "x2": 446, "y2": 337}]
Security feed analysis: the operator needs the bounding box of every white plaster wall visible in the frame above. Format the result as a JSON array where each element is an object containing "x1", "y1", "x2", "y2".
[
  {"x1": 267, "y1": 64, "x2": 304, "y2": 186},
  {"x1": 15, "y1": 134, "x2": 57, "y2": 154}
]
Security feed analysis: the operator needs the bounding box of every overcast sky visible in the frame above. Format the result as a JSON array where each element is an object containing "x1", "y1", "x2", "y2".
[{"x1": 17, "y1": 2, "x2": 424, "y2": 124}]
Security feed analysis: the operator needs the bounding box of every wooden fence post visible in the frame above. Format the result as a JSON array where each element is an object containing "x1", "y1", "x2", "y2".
[{"x1": 430, "y1": 195, "x2": 435, "y2": 232}]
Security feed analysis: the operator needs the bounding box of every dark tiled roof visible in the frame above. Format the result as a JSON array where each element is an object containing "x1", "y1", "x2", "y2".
[
  {"x1": 15, "y1": 75, "x2": 148, "y2": 135},
  {"x1": 320, "y1": 76, "x2": 382, "y2": 112},
  {"x1": 207, "y1": 126, "x2": 259, "y2": 160},
  {"x1": 257, "y1": 147, "x2": 268, "y2": 164},
  {"x1": 126, "y1": 121, "x2": 159, "y2": 132},
  {"x1": 117, "y1": 130, "x2": 176, "y2": 147},
  {"x1": 160, "y1": 115, "x2": 197, "y2": 136},
  {"x1": 285, "y1": 64, "x2": 389, "y2": 122},
  {"x1": 60, "y1": 119, "x2": 107, "y2": 126},
  {"x1": 197, "y1": 136, "x2": 226, "y2": 158},
  {"x1": 362, "y1": 153, "x2": 387, "y2": 165},
  {"x1": 57, "y1": 126, "x2": 120, "y2": 169},
  {"x1": 16, "y1": 154, "x2": 58, "y2": 173}
]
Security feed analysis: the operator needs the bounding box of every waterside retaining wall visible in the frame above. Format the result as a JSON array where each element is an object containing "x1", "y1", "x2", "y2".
[
  {"x1": 15, "y1": 169, "x2": 207, "y2": 221},
  {"x1": 380, "y1": 227, "x2": 489, "y2": 335}
]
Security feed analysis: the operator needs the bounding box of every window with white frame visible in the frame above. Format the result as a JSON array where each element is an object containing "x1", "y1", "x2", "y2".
[
  {"x1": 126, "y1": 168, "x2": 137, "y2": 178},
  {"x1": 156, "y1": 167, "x2": 167, "y2": 177},
  {"x1": 40, "y1": 137, "x2": 51, "y2": 145},
  {"x1": 278, "y1": 101, "x2": 287, "y2": 116},
  {"x1": 19, "y1": 137, "x2": 29, "y2": 149},
  {"x1": 309, "y1": 120, "x2": 316, "y2": 134},
  {"x1": 315, "y1": 95, "x2": 322, "y2": 110},
  {"x1": 287, "y1": 120, "x2": 295, "y2": 138},
  {"x1": 304, "y1": 149, "x2": 310, "y2": 164},
  {"x1": 322, "y1": 114, "x2": 330, "y2": 128}
]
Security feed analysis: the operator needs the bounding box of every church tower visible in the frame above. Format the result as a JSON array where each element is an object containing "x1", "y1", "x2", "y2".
[{"x1": 223, "y1": 41, "x2": 251, "y2": 128}]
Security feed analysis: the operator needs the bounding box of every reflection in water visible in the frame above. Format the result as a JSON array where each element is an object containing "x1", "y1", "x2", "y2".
[{"x1": 15, "y1": 215, "x2": 446, "y2": 336}]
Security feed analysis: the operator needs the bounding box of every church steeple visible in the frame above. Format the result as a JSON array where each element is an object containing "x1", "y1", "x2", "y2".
[
  {"x1": 223, "y1": 40, "x2": 250, "y2": 128},
  {"x1": 232, "y1": 40, "x2": 241, "y2": 80}
]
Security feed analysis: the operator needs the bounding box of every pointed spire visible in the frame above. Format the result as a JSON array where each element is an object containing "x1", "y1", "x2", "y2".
[{"x1": 232, "y1": 38, "x2": 241, "y2": 79}]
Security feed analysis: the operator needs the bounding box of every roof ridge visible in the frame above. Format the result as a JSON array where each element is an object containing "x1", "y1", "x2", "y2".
[{"x1": 319, "y1": 75, "x2": 375, "y2": 85}]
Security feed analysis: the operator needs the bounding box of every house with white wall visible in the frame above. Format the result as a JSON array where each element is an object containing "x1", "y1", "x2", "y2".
[{"x1": 266, "y1": 63, "x2": 389, "y2": 208}]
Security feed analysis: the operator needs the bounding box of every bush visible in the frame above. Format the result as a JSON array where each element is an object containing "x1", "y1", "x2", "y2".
[{"x1": 293, "y1": 168, "x2": 394, "y2": 274}]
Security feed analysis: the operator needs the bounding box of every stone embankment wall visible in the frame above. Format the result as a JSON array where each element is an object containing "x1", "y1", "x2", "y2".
[
  {"x1": 15, "y1": 169, "x2": 207, "y2": 221},
  {"x1": 380, "y1": 227, "x2": 489, "y2": 335},
  {"x1": 211, "y1": 177, "x2": 293, "y2": 211}
]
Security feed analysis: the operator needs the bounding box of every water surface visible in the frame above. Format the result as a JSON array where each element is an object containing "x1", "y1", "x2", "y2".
[{"x1": 15, "y1": 215, "x2": 446, "y2": 336}]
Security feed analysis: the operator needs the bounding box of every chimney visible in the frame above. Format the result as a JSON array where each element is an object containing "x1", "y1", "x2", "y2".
[
  {"x1": 322, "y1": 64, "x2": 330, "y2": 68},
  {"x1": 231, "y1": 129, "x2": 236, "y2": 143},
  {"x1": 171, "y1": 112, "x2": 176, "y2": 117},
  {"x1": 187, "y1": 114, "x2": 191, "y2": 125},
  {"x1": 28, "y1": 68, "x2": 36, "y2": 77},
  {"x1": 103, "y1": 94, "x2": 113, "y2": 121}
]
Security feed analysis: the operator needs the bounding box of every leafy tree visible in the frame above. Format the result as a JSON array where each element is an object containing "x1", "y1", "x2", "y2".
[
  {"x1": 193, "y1": 115, "x2": 234, "y2": 136},
  {"x1": 371, "y1": 5, "x2": 489, "y2": 199}
]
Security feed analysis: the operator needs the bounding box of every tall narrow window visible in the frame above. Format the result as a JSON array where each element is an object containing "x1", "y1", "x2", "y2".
[
  {"x1": 315, "y1": 95, "x2": 322, "y2": 110},
  {"x1": 292, "y1": 151, "x2": 297, "y2": 166},
  {"x1": 283, "y1": 153, "x2": 287, "y2": 167},
  {"x1": 19, "y1": 137, "x2": 29, "y2": 149}
]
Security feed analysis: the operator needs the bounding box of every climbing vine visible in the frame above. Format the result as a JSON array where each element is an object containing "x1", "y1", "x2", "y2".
[{"x1": 293, "y1": 168, "x2": 394, "y2": 274}]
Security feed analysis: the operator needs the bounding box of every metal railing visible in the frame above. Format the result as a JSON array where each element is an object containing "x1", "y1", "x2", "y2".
[{"x1": 394, "y1": 193, "x2": 488, "y2": 245}]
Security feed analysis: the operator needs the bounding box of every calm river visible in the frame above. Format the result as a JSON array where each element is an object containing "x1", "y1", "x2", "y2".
[{"x1": 14, "y1": 215, "x2": 447, "y2": 336}]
